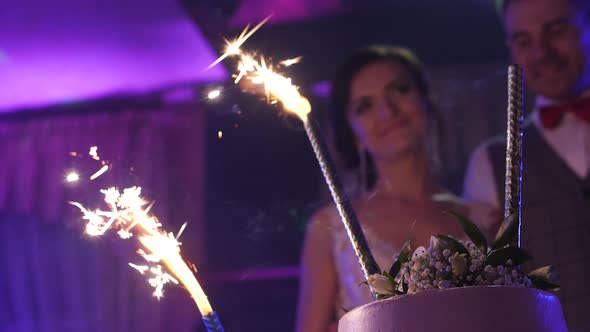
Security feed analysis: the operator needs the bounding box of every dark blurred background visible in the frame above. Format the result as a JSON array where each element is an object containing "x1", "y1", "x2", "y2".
[{"x1": 0, "y1": 0, "x2": 535, "y2": 331}]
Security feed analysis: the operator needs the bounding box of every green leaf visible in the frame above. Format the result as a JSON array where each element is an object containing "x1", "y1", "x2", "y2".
[
  {"x1": 528, "y1": 265, "x2": 560, "y2": 291},
  {"x1": 435, "y1": 234, "x2": 469, "y2": 256},
  {"x1": 388, "y1": 222, "x2": 415, "y2": 277},
  {"x1": 376, "y1": 293, "x2": 394, "y2": 300},
  {"x1": 485, "y1": 247, "x2": 532, "y2": 267},
  {"x1": 388, "y1": 245, "x2": 411, "y2": 277},
  {"x1": 446, "y1": 211, "x2": 488, "y2": 254},
  {"x1": 529, "y1": 275, "x2": 560, "y2": 291},
  {"x1": 382, "y1": 271, "x2": 397, "y2": 285},
  {"x1": 528, "y1": 265, "x2": 555, "y2": 278},
  {"x1": 492, "y1": 213, "x2": 518, "y2": 250}
]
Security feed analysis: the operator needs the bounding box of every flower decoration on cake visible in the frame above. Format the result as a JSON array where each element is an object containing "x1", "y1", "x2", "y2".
[{"x1": 367, "y1": 212, "x2": 559, "y2": 299}]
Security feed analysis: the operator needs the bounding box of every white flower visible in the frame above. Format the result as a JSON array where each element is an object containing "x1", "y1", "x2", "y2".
[
  {"x1": 368, "y1": 274, "x2": 395, "y2": 295},
  {"x1": 442, "y1": 249, "x2": 451, "y2": 257},
  {"x1": 412, "y1": 246, "x2": 427, "y2": 259}
]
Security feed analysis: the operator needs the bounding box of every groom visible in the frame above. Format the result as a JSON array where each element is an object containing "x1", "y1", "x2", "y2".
[{"x1": 463, "y1": 0, "x2": 590, "y2": 330}]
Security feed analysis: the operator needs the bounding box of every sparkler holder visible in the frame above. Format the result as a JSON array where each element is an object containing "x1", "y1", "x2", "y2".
[
  {"x1": 202, "y1": 311, "x2": 224, "y2": 332},
  {"x1": 504, "y1": 64, "x2": 524, "y2": 248},
  {"x1": 303, "y1": 115, "x2": 381, "y2": 290}
]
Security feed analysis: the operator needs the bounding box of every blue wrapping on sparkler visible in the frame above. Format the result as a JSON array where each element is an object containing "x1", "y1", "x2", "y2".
[{"x1": 202, "y1": 311, "x2": 224, "y2": 332}]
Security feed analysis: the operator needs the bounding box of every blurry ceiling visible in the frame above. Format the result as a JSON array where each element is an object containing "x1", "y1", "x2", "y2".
[
  {"x1": 0, "y1": 0, "x2": 227, "y2": 112},
  {"x1": 186, "y1": 0, "x2": 507, "y2": 91},
  {"x1": 0, "y1": 0, "x2": 505, "y2": 112}
]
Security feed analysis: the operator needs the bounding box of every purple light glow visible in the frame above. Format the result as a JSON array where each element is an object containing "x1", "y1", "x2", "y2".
[
  {"x1": 312, "y1": 80, "x2": 331, "y2": 98},
  {"x1": 0, "y1": 0, "x2": 228, "y2": 112},
  {"x1": 229, "y1": 0, "x2": 342, "y2": 27}
]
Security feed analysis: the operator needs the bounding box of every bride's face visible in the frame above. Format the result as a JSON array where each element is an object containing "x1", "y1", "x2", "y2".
[{"x1": 347, "y1": 60, "x2": 430, "y2": 162}]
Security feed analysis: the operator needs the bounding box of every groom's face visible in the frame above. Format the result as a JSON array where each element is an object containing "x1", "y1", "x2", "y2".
[{"x1": 504, "y1": 0, "x2": 590, "y2": 100}]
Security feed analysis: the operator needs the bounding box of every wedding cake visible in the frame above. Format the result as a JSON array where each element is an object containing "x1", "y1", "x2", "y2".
[
  {"x1": 338, "y1": 286, "x2": 568, "y2": 332},
  {"x1": 338, "y1": 212, "x2": 568, "y2": 332}
]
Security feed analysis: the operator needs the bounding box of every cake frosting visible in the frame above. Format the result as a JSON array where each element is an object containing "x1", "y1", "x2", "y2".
[{"x1": 338, "y1": 286, "x2": 568, "y2": 332}]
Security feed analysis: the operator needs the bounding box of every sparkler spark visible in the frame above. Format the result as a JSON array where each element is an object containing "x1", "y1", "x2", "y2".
[
  {"x1": 129, "y1": 263, "x2": 149, "y2": 274},
  {"x1": 71, "y1": 186, "x2": 214, "y2": 315},
  {"x1": 90, "y1": 165, "x2": 109, "y2": 180},
  {"x1": 279, "y1": 56, "x2": 302, "y2": 67},
  {"x1": 206, "y1": 16, "x2": 270, "y2": 70}
]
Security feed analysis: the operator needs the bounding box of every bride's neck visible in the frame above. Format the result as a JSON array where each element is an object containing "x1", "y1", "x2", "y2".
[{"x1": 370, "y1": 153, "x2": 440, "y2": 202}]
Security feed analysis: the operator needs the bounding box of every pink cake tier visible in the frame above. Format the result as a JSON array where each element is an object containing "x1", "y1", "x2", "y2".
[{"x1": 338, "y1": 286, "x2": 568, "y2": 332}]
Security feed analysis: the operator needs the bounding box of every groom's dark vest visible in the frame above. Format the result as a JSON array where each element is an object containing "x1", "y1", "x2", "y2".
[{"x1": 488, "y1": 123, "x2": 590, "y2": 332}]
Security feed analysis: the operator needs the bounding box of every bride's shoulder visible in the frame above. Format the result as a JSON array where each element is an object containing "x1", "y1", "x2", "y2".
[{"x1": 306, "y1": 203, "x2": 341, "y2": 238}]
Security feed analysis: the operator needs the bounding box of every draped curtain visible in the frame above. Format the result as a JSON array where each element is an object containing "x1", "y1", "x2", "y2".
[{"x1": 0, "y1": 106, "x2": 206, "y2": 332}]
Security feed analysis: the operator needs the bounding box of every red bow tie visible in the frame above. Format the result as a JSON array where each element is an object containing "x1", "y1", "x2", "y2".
[{"x1": 539, "y1": 96, "x2": 590, "y2": 129}]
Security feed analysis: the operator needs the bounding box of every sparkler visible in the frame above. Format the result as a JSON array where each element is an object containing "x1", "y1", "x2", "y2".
[
  {"x1": 208, "y1": 20, "x2": 380, "y2": 287},
  {"x1": 70, "y1": 187, "x2": 223, "y2": 331},
  {"x1": 505, "y1": 64, "x2": 523, "y2": 248}
]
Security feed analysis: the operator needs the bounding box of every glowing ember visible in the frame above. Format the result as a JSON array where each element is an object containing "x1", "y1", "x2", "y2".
[
  {"x1": 71, "y1": 186, "x2": 213, "y2": 315},
  {"x1": 66, "y1": 172, "x2": 80, "y2": 183},
  {"x1": 89, "y1": 146, "x2": 100, "y2": 161},
  {"x1": 207, "y1": 89, "x2": 221, "y2": 100}
]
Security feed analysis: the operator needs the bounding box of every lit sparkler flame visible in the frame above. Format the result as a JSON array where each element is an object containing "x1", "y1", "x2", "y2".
[
  {"x1": 207, "y1": 18, "x2": 311, "y2": 121},
  {"x1": 70, "y1": 186, "x2": 213, "y2": 316}
]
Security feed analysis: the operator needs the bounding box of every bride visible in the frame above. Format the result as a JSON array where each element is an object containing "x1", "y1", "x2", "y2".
[{"x1": 295, "y1": 45, "x2": 495, "y2": 332}]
